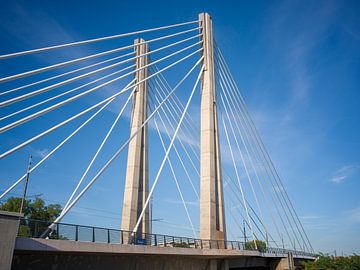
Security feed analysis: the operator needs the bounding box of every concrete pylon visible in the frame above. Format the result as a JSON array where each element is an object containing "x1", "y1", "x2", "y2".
[
  {"x1": 121, "y1": 38, "x2": 149, "y2": 240},
  {"x1": 199, "y1": 13, "x2": 226, "y2": 246}
]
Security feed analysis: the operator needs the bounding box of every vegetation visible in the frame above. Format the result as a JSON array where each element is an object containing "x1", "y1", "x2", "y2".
[
  {"x1": 0, "y1": 196, "x2": 62, "y2": 238},
  {"x1": 245, "y1": 240, "x2": 267, "y2": 252},
  {"x1": 173, "y1": 242, "x2": 190, "y2": 248},
  {"x1": 303, "y1": 254, "x2": 360, "y2": 270}
]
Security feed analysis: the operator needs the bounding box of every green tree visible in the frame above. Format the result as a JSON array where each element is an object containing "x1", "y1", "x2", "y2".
[
  {"x1": 303, "y1": 254, "x2": 360, "y2": 270},
  {"x1": 245, "y1": 240, "x2": 267, "y2": 252},
  {"x1": 0, "y1": 197, "x2": 62, "y2": 237}
]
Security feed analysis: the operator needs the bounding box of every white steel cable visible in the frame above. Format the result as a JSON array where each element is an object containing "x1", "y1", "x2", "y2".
[
  {"x1": 151, "y1": 66, "x2": 197, "y2": 131},
  {"x1": 148, "y1": 86, "x2": 199, "y2": 200},
  {"x1": 0, "y1": 20, "x2": 199, "y2": 59},
  {"x1": 153, "y1": 116, "x2": 197, "y2": 238},
  {"x1": 149, "y1": 74, "x2": 201, "y2": 170},
  {"x1": 223, "y1": 175, "x2": 271, "y2": 243},
  {"x1": 215, "y1": 60, "x2": 285, "y2": 244},
  {"x1": 216, "y1": 63, "x2": 295, "y2": 249},
  {"x1": 224, "y1": 196, "x2": 259, "y2": 242},
  {"x1": 217, "y1": 66, "x2": 283, "y2": 246},
  {"x1": 151, "y1": 67, "x2": 201, "y2": 159},
  {"x1": 223, "y1": 177, "x2": 262, "y2": 241},
  {"x1": 0, "y1": 45, "x2": 202, "y2": 133},
  {"x1": 0, "y1": 34, "x2": 201, "y2": 108},
  {"x1": 153, "y1": 61, "x2": 276, "y2": 247},
  {"x1": 148, "y1": 83, "x2": 200, "y2": 180},
  {"x1": 62, "y1": 82, "x2": 135, "y2": 213},
  {"x1": 215, "y1": 48, "x2": 307, "y2": 250},
  {"x1": 0, "y1": 51, "x2": 134, "y2": 97},
  {"x1": 217, "y1": 58, "x2": 300, "y2": 251},
  {"x1": 0, "y1": 27, "x2": 200, "y2": 84},
  {"x1": 149, "y1": 71, "x2": 200, "y2": 155},
  {"x1": 0, "y1": 64, "x2": 135, "y2": 121},
  {"x1": 0, "y1": 51, "x2": 202, "y2": 159},
  {"x1": 0, "y1": 95, "x2": 118, "y2": 200},
  {"x1": 221, "y1": 115, "x2": 257, "y2": 249},
  {"x1": 215, "y1": 47, "x2": 307, "y2": 251},
  {"x1": 217, "y1": 73, "x2": 272, "y2": 242},
  {"x1": 1, "y1": 35, "x2": 202, "y2": 121},
  {"x1": 44, "y1": 57, "x2": 204, "y2": 231},
  {"x1": 219, "y1": 91, "x2": 269, "y2": 242},
  {"x1": 132, "y1": 65, "x2": 204, "y2": 234}
]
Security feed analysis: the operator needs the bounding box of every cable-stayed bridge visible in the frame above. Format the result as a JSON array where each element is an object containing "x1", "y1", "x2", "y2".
[{"x1": 0, "y1": 13, "x2": 315, "y2": 270}]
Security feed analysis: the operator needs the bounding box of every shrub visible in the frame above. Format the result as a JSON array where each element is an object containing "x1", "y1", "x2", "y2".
[
  {"x1": 303, "y1": 254, "x2": 360, "y2": 270},
  {"x1": 245, "y1": 240, "x2": 267, "y2": 252},
  {"x1": 173, "y1": 242, "x2": 190, "y2": 248}
]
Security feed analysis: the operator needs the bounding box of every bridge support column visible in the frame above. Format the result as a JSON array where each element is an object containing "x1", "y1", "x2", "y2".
[
  {"x1": 0, "y1": 211, "x2": 23, "y2": 270},
  {"x1": 121, "y1": 38, "x2": 149, "y2": 241},
  {"x1": 199, "y1": 12, "x2": 226, "y2": 252},
  {"x1": 270, "y1": 252, "x2": 295, "y2": 270}
]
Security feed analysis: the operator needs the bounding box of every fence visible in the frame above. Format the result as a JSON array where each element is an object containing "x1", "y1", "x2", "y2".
[{"x1": 18, "y1": 218, "x2": 315, "y2": 258}]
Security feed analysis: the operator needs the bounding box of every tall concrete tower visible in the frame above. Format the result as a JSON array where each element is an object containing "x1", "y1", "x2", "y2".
[
  {"x1": 121, "y1": 38, "x2": 149, "y2": 238},
  {"x1": 199, "y1": 12, "x2": 226, "y2": 246}
]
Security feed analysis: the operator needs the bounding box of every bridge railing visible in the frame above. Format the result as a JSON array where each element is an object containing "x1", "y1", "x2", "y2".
[{"x1": 17, "y1": 218, "x2": 315, "y2": 257}]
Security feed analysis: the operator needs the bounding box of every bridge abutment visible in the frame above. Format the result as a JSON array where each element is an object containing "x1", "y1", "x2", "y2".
[
  {"x1": 0, "y1": 211, "x2": 23, "y2": 270},
  {"x1": 269, "y1": 252, "x2": 295, "y2": 270}
]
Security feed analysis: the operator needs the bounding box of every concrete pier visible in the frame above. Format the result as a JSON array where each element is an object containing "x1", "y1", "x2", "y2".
[
  {"x1": 0, "y1": 211, "x2": 23, "y2": 270},
  {"x1": 199, "y1": 12, "x2": 226, "y2": 248},
  {"x1": 121, "y1": 38, "x2": 150, "y2": 238}
]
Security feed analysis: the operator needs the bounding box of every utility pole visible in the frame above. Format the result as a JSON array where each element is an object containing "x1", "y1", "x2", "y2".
[
  {"x1": 243, "y1": 220, "x2": 247, "y2": 243},
  {"x1": 20, "y1": 155, "x2": 32, "y2": 214}
]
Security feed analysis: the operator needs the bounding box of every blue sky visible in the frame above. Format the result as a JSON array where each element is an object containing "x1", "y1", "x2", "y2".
[{"x1": 0, "y1": 0, "x2": 359, "y2": 255}]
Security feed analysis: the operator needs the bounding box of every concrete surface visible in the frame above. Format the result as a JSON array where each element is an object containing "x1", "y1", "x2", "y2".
[{"x1": 0, "y1": 211, "x2": 23, "y2": 270}]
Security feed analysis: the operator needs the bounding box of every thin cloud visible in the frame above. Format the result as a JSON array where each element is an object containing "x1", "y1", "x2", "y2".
[
  {"x1": 300, "y1": 215, "x2": 322, "y2": 220},
  {"x1": 26, "y1": 146, "x2": 50, "y2": 159},
  {"x1": 331, "y1": 164, "x2": 359, "y2": 184},
  {"x1": 163, "y1": 198, "x2": 199, "y2": 207}
]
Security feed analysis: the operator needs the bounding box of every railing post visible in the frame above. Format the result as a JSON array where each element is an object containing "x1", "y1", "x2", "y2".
[
  {"x1": 107, "y1": 229, "x2": 110, "y2": 243},
  {"x1": 57, "y1": 223, "x2": 59, "y2": 239},
  {"x1": 34, "y1": 221, "x2": 38, "y2": 237},
  {"x1": 92, "y1": 227, "x2": 95, "y2": 242},
  {"x1": 164, "y1": 235, "x2": 166, "y2": 247},
  {"x1": 121, "y1": 231, "x2": 123, "y2": 244},
  {"x1": 200, "y1": 239, "x2": 203, "y2": 249},
  {"x1": 154, "y1": 234, "x2": 157, "y2": 246},
  {"x1": 75, "y1": 225, "x2": 78, "y2": 241}
]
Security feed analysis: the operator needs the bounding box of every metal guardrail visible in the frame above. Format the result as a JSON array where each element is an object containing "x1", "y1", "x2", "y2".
[{"x1": 17, "y1": 218, "x2": 315, "y2": 258}]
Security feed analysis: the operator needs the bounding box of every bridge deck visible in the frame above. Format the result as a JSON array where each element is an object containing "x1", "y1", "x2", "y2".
[{"x1": 15, "y1": 237, "x2": 314, "y2": 260}]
